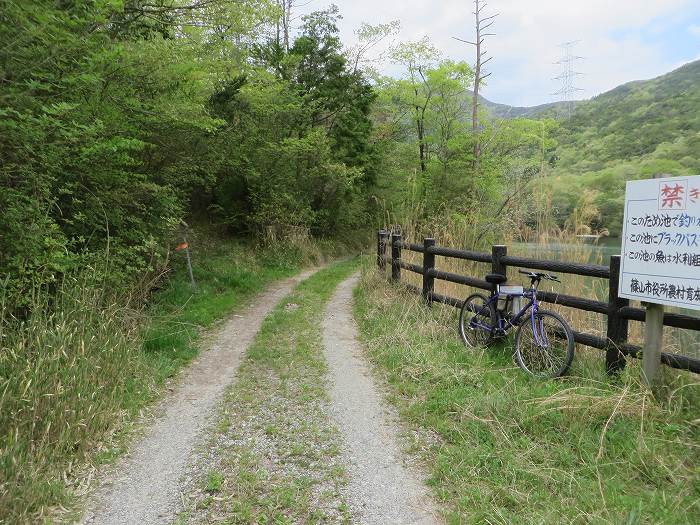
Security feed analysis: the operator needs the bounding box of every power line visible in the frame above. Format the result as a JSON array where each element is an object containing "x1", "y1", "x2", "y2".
[{"x1": 551, "y1": 41, "x2": 584, "y2": 119}]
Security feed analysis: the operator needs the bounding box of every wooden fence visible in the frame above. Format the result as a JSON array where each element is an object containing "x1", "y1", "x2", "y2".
[{"x1": 376, "y1": 230, "x2": 700, "y2": 375}]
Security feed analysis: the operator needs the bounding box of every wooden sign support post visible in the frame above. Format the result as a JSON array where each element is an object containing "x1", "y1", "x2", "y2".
[{"x1": 642, "y1": 302, "x2": 664, "y2": 386}]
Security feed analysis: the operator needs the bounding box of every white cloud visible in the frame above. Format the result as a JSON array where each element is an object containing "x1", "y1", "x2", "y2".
[
  {"x1": 690, "y1": 24, "x2": 700, "y2": 37},
  {"x1": 295, "y1": 0, "x2": 696, "y2": 106}
]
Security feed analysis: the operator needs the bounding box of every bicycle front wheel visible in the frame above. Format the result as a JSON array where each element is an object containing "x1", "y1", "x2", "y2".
[
  {"x1": 514, "y1": 310, "x2": 574, "y2": 378},
  {"x1": 459, "y1": 293, "x2": 495, "y2": 348}
]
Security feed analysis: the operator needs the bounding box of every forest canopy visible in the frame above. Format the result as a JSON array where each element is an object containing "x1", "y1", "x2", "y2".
[
  {"x1": 0, "y1": 1, "x2": 383, "y2": 306},
  {"x1": 6, "y1": 0, "x2": 691, "y2": 306}
]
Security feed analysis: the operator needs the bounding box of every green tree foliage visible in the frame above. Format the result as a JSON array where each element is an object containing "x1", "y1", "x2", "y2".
[
  {"x1": 372, "y1": 39, "x2": 556, "y2": 242},
  {"x1": 0, "y1": 1, "x2": 376, "y2": 307},
  {"x1": 205, "y1": 5, "x2": 376, "y2": 235}
]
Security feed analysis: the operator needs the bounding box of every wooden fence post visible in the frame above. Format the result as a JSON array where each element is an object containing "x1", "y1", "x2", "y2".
[
  {"x1": 643, "y1": 302, "x2": 664, "y2": 386},
  {"x1": 377, "y1": 230, "x2": 388, "y2": 271},
  {"x1": 491, "y1": 245, "x2": 507, "y2": 293},
  {"x1": 391, "y1": 232, "x2": 402, "y2": 282},
  {"x1": 423, "y1": 238, "x2": 436, "y2": 306},
  {"x1": 606, "y1": 255, "x2": 628, "y2": 374}
]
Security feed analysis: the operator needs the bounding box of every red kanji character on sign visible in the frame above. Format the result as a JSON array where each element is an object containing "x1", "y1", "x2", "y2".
[
  {"x1": 691, "y1": 188, "x2": 700, "y2": 203},
  {"x1": 661, "y1": 183, "x2": 685, "y2": 208}
]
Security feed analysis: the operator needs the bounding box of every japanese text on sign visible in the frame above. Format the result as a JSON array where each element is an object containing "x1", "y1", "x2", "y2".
[{"x1": 620, "y1": 176, "x2": 700, "y2": 310}]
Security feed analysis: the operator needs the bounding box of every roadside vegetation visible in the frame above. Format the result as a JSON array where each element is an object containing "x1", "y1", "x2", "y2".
[
  {"x1": 179, "y1": 259, "x2": 359, "y2": 524},
  {"x1": 3, "y1": 0, "x2": 700, "y2": 521},
  {"x1": 354, "y1": 265, "x2": 700, "y2": 524},
  {"x1": 2, "y1": 0, "x2": 373, "y2": 520},
  {"x1": 395, "y1": 216, "x2": 700, "y2": 365},
  {"x1": 0, "y1": 231, "x2": 348, "y2": 523}
]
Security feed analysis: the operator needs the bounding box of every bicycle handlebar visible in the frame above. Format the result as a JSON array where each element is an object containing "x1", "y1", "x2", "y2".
[{"x1": 518, "y1": 269, "x2": 560, "y2": 283}]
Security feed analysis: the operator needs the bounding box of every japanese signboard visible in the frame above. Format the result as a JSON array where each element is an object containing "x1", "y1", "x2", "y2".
[{"x1": 620, "y1": 175, "x2": 700, "y2": 310}]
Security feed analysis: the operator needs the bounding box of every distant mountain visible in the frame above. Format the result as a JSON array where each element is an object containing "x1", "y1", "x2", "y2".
[
  {"x1": 483, "y1": 59, "x2": 700, "y2": 174},
  {"x1": 479, "y1": 96, "x2": 578, "y2": 119},
  {"x1": 556, "y1": 59, "x2": 700, "y2": 170},
  {"x1": 528, "y1": 59, "x2": 700, "y2": 237}
]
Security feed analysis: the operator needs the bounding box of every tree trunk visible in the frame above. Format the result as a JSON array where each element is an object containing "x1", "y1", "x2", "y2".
[
  {"x1": 282, "y1": 0, "x2": 291, "y2": 51},
  {"x1": 416, "y1": 109, "x2": 426, "y2": 174},
  {"x1": 472, "y1": 0, "x2": 482, "y2": 174}
]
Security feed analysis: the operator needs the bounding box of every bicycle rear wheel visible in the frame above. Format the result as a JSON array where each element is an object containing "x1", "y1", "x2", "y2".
[
  {"x1": 514, "y1": 310, "x2": 574, "y2": 378},
  {"x1": 459, "y1": 293, "x2": 495, "y2": 348}
]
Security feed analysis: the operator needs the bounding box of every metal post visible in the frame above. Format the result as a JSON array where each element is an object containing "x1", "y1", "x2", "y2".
[
  {"x1": 377, "y1": 230, "x2": 388, "y2": 271},
  {"x1": 391, "y1": 232, "x2": 402, "y2": 282},
  {"x1": 422, "y1": 238, "x2": 436, "y2": 306},
  {"x1": 491, "y1": 245, "x2": 507, "y2": 293},
  {"x1": 183, "y1": 236, "x2": 197, "y2": 290},
  {"x1": 606, "y1": 255, "x2": 628, "y2": 374},
  {"x1": 642, "y1": 302, "x2": 664, "y2": 386}
]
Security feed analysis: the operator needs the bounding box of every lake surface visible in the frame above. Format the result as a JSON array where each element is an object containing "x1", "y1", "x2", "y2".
[{"x1": 511, "y1": 238, "x2": 621, "y2": 266}]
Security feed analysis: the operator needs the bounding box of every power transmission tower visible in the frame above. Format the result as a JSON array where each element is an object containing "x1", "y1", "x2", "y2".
[{"x1": 552, "y1": 41, "x2": 584, "y2": 119}]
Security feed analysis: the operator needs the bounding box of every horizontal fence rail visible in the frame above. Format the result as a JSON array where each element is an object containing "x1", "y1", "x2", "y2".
[
  {"x1": 376, "y1": 230, "x2": 700, "y2": 375},
  {"x1": 500, "y1": 255, "x2": 610, "y2": 279}
]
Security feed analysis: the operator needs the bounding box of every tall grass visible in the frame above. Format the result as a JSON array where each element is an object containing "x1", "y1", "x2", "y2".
[
  {"x1": 355, "y1": 266, "x2": 700, "y2": 523},
  {"x1": 390, "y1": 214, "x2": 700, "y2": 382},
  {"x1": 0, "y1": 228, "x2": 360, "y2": 523},
  {"x1": 0, "y1": 277, "x2": 153, "y2": 521}
]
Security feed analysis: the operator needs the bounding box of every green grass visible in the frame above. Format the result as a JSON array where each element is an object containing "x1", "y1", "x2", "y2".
[
  {"x1": 205, "y1": 471, "x2": 224, "y2": 493},
  {"x1": 353, "y1": 265, "x2": 700, "y2": 524},
  {"x1": 141, "y1": 237, "x2": 307, "y2": 382},
  {"x1": 0, "y1": 231, "x2": 348, "y2": 524},
  {"x1": 181, "y1": 258, "x2": 359, "y2": 524}
]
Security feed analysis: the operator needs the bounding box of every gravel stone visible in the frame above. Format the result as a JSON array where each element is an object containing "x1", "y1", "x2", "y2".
[{"x1": 322, "y1": 274, "x2": 443, "y2": 525}]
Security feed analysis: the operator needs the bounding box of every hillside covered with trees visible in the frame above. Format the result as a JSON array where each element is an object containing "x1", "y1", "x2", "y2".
[
  {"x1": 512, "y1": 60, "x2": 700, "y2": 236},
  {"x1": 558, "y1": 59, "x2": 700, "y2": 172}
]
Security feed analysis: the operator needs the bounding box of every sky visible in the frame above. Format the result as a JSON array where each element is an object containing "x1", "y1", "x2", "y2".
[{"x1": 294, "y1": 0, "x2": 700, "y2": 107}]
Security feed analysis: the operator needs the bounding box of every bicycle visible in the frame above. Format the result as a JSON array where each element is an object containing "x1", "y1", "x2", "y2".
[{"x1": 458, "y1": 270, "x2": 575, "y2": 378}]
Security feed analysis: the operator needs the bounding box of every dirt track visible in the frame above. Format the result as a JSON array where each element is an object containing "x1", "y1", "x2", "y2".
[
  {"x1": 81, "y1": 269, "x2": 317, "y2": 525},
  {"x1": 321, "y1": 274, "x2": 441, "y2": 525},
  {"x1": 82, "y1": 268, "x2": 441, "y2": 524}
]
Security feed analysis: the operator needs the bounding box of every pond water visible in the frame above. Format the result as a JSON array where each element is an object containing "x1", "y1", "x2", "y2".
[{"x1": 512, "y1": 238, "x2": 621, "y2": 266}]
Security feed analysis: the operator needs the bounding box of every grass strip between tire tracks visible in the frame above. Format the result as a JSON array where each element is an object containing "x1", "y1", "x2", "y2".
[{"x1": 179, "y1": 258, "x2": 359, "y2": 524}]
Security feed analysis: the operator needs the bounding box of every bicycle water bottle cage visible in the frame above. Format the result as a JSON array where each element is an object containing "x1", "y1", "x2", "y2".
[{"x1": 485, "y1": 274, "x2": 507, "y2": 285}]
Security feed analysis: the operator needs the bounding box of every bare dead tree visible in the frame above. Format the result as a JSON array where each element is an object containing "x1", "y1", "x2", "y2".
[
  {"x1": 274, "y1": 0, "x2": 291, "y2": 50},
  {"x1": 415, "y1": 66, "x2": 433, "y2": 175},
  {"x1": 282, "y1": 0, "x2": 292, "y2": 51},
  {"x1": 453, "y1": 0, "x2": 498, "y2": 174},
  {"x1": 276, "y1": 0, "x2": 315, "y2": 51}
]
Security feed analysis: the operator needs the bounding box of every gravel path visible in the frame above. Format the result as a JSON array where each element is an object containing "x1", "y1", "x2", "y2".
[
  {"x1": 322, "y1": 274, "x2": 442, "y2": 525},
  {"x1": 80, "y1": 269, "x2": 317, "y2": 525}
]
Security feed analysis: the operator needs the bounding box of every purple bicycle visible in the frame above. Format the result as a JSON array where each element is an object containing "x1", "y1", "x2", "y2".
[{"x1": 459, "y1": 270, "x2": 575, "y2": 378}]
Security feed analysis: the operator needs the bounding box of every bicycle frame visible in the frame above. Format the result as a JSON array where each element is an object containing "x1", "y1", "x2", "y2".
[{"x1": 469, "y1": 285, "x2": 549, "y2": 346}]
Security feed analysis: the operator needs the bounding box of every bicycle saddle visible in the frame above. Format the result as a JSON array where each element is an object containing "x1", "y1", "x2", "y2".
[{"x1": 485, "y1": 273, "x2": 507, "y2": 285}]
